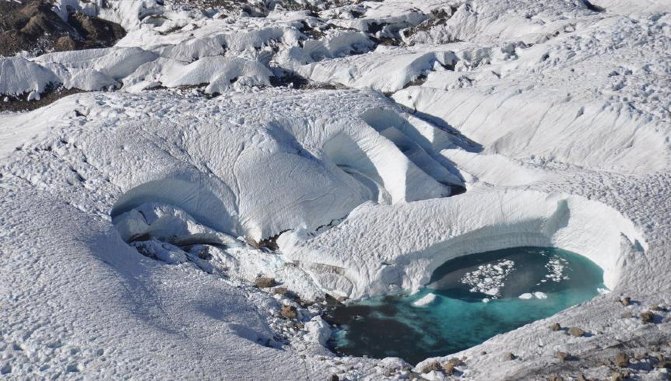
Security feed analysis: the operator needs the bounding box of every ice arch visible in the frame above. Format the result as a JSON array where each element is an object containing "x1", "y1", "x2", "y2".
[{"x1": 110, "y1": 177, "x2": 239, "y2": 236}]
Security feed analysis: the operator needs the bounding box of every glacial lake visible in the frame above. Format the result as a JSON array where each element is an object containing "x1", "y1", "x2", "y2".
[{"x1": 326, "y1": 247, "x2": 604, "y2": 365}]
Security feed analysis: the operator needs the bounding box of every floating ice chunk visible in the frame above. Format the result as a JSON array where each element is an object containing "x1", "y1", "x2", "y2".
[
  {"x1": 461, "y1": 259, "x2": 514, "y2": 298},
  {"x1": 545, "y1": 255, "x2": 569, "y2": 282},
  {"x1": 533, "y1": 292, "x2": 548, "y2": 299},
  {"x1": 484, "y1": 288, "x2": 499, "y2": 296},
  {"x1": 518, "y1": 293, "x2": 533, "y2": 300},
  {"x1": 412, "y1": 293, "x2": 436, "y2": 307}
]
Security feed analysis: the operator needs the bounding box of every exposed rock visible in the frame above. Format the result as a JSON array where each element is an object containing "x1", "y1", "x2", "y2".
[
  {"x1": 640, "y1": 311, "x2": 656, "y2": 323},
  {"x1": 419, "y1": 360, "x2": 442, "y2": 373},
  {"x1": 0, "y1": 86, "x2": 81, "y2": 113},
  {"x1": 568, "y1": 327, "x2": 585, "y2": 337},
  {"x1": 549, "y1": 322, "x2": 562, "y2": 331},
  {"x1": 68, "y1": 11, "x2": 125, "y2": 46},
  {"x1": 555, "y1": 351, "x2": 569, "y2": 362},
  {"x1": 656, "y1": 357, "x2": 671, "y2": 369},
  {"x1": 195, "y1": 246, "x2": 212, "y2": 260},
  {"x1": 54, "y1": 35, "x2": 77, "y2": 51},
  {"x1": 610, "y1": 373, "x2": 623, "y2": 381},
  {"x1": 280, "y1": 305, "x2": 298, "y2": 319},
  {"x1": 548, "y1": 375, "x2": 563, "y2": 381},
  {"x1": 502, "y1": 352, "x2": 516, "y2": 361},
  {"x1": 257, "y1": 231, "x2": 284, "y2": 251},
  {"x1": 272, "y1": 286, "x2": 288, "y2": 295},
  {"x1": 0, "y1": 0, "x2": 125, "y2": 57},
  {"x1": 619, "y1": 296, "x2": 631, "y2": 306},
  {"x1": 614, "y1": 352, "x2": 629, "y2": 368},
  {"x1": 442, "y1": 358, "x2": 463, "y2": 375},
  {"x1": 255, "y1": 276, "x2": 276, "y2": 288}
]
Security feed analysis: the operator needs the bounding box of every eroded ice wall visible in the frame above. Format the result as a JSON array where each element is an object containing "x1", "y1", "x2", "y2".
[{"x1": 280, "y1": 189, "x2": 646, "y2": 298}]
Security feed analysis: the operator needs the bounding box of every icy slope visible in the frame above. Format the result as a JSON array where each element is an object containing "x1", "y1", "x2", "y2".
[{"x1": 0, "y1": 187, "x2": 311, "y2": 379}]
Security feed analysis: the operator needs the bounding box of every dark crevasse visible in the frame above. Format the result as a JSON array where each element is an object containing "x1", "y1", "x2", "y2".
[{"x1": 325, "y1": 247, "x2": 604, "y2": 365}]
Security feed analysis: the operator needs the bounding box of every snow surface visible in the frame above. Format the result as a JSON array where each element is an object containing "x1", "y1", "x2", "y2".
[{"x1": 1, "y1": 0, "x2": 671, "y2": 380}]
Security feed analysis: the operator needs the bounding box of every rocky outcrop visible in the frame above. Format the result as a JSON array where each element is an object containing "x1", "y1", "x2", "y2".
[{"x1": 0, "y1": 0, "x2": 125, "y2": 57}]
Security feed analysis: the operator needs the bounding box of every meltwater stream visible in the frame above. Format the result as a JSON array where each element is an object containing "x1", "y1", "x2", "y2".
[{"x1": 326, "y1": 247, "x2": 604, "y2": 365}]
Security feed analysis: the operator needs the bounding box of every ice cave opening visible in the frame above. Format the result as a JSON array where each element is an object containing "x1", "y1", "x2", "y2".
[{"x1": 324, "y1": 247, "x2": 605, "y2": 365}]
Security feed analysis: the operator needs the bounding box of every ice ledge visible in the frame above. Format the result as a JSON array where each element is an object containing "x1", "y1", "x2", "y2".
[{"x1": 281, "y1": 189, "x2": 646, "y2": 299}]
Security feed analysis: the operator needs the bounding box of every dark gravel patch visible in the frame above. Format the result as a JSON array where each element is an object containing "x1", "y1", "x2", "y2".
[{"x1": 0, "y1": 86, "x2": 81, "y2": 113}]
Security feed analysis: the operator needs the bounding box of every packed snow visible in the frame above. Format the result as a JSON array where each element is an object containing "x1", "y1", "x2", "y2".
[{"x1": 1, "y1": 0, "x2": 671, "y2": 380}]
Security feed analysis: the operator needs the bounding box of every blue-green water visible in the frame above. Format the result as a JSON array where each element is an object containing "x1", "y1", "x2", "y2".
[{"x1": 326, "y1": 247, "x2": 604, "y2": 365}]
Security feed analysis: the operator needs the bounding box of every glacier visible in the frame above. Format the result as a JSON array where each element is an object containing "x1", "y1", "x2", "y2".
[{"x1": 0, "y1": 0, "x2": 670, "y2": 379}]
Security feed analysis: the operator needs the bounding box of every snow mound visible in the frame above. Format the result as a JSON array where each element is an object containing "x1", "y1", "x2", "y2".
[
  {"x1": 161, "y1": 56, "x2": 273, "y2": 93},
  {"x1": 0, "y1": 57, "x2": 60, "y2": 96},
  {"x1": 297, "y1": 48, "x2": 457, "y2": 93},
  {"x1": 36, "y1": 47, "x2": 159, "y2": 82},
  {"x1": 54, "y1": 90, "x2": 460, "y2": 245}
]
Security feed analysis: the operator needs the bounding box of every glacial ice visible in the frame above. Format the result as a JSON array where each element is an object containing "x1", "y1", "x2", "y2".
[{"x1": 0, "y1": 0, "x2": 669, "y2": 379}]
